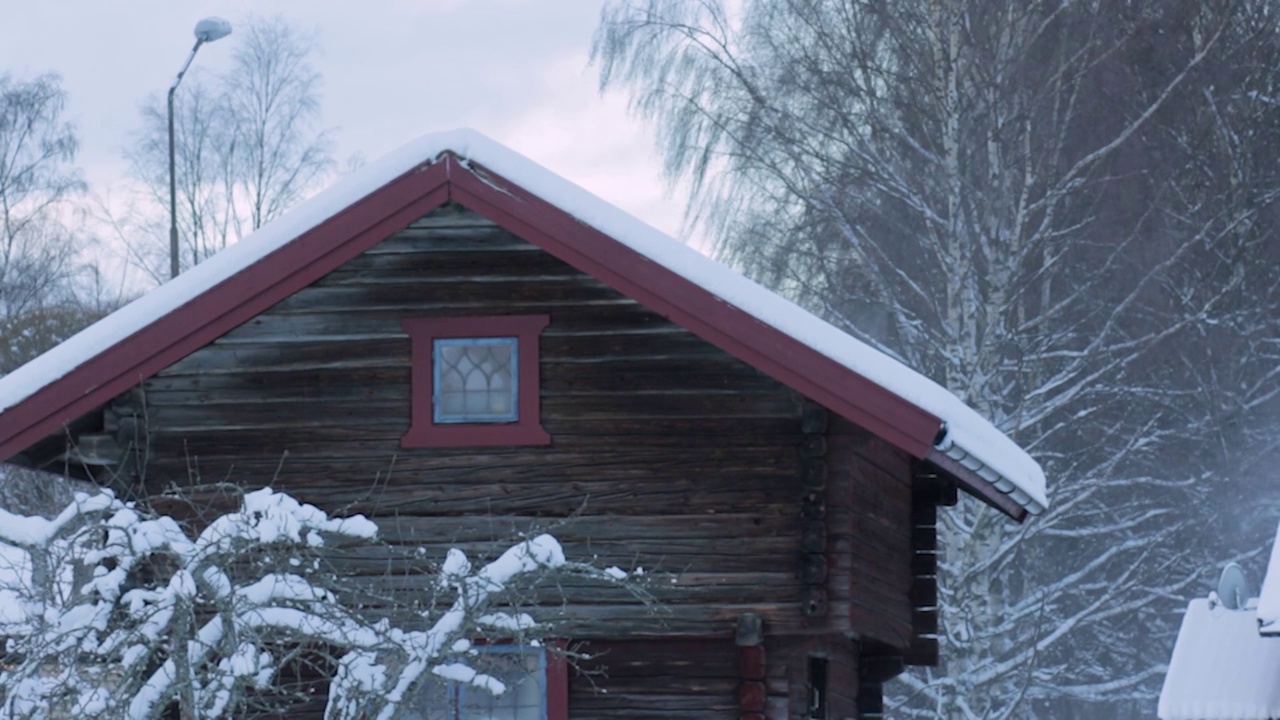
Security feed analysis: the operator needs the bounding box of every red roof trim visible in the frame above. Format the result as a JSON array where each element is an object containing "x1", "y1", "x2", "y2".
[
  {"x1": 0, "y1": 161, "x2": 452, "y2": 462},
  {"x1": 444, "y1": 158, "x2": 941, "y2": 459}
]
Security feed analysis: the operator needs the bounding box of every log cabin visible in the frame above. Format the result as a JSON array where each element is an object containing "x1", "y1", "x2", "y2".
[{"x1": 0, "y1": 129, "x2": 1046, "y2": 719}]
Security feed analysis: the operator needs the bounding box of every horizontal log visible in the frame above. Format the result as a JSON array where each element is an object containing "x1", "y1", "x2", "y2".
[
  {"x1": 326, "y1": 541, "x2": 802, "y2": 575},
  {"x1": 213, "y1": 306, "x2": 678, "y2": 344},
  {"x1": 844, "y1": 573, "x2": 916, "y2": 620},
  {"x1": 368, "y1": 229, "x2": 534, "y2": 252},
  {"x1": 568, "y1": 693, "x2": 738, "y2": 720},
  {"x1": 142, "y1": 391, "x2": 802, "y2": 430},
  {"x1": 333, "y1": 576, "x2": 800, "y2": 606},
  {"x1": 143, "y1": 419, "x2": 804, "y2": 447},
  {"x1": 909, "y1": 583, "x2": 938, "y2": 608},
  {"x1": 912, "y1": 501, "x2": 938, "y2": 526},
  {"x1": 148, "y1": 356, "x2": 773, "y2": 399},
  {"x1": 405, "y1": 206, "x2": 505, "y2": 227},
  {"x1": 829, "y1": 416, "x2": 910, "y2": 460},
  {"x1": 573, "y1": 674, "x2": 738, "y2": 696},
  {"x1": 343, "y1": 268, "x2": 609, "y2": 296},
  {"x1": 142, "y1": 373, "x2": 786, "y2": 407},
  {"x1": 146, "y1": 475, "x2": 798, "y2": 518},
  {"x1": 324, "y1": 247, "x2": 575, "y2": 278},
  {"x1": 148, "y1": 456, "x2": 801, "y2": 496},
  {"x1": 163, "y1": 330, "x2": 739, "y2": 377},
  {"x1": 802, "y1": 586, "x2": 827, "y2": 617},
  {"x1": 374, "y1": 512, "x2": 799, "y2": 543},
  {"x1": 905, "y1": 637, "x2": 940, "y2": 667},
  {"x1": 356, "y1": 600, "x2": 853, "y2": 638},
  {"x1": 848, "y1": 600, "x2": 913, "y2": 649},
  {"x1": 913, "y1": 608, "x2": 939, "y2": 635},
  {"x1": 574, "y1": 638, "x2": 737, "y2": 675},
  {"x1": 911, "y1": 550, "x2": 938, "y2": 576},
  {"x1": 835, "y1": 544, "x2": 913, "y2": 594},
  {"x1": 273, "y1": 294, "x2": 646, "y2": 320},
  {"x1": 911, "y1": 526, "x2": 938, "y2": 552}
]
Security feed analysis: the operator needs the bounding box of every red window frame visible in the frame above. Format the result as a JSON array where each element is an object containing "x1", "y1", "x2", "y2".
[
  {"x1": 546, "y1": 646, "x2": 569, "y2": 720},
  {"x1": 401, "y1": 315, "x2": 551, "y2": 448}
]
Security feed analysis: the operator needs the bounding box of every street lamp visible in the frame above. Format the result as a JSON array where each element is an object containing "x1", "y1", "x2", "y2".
[{"x1": 168, "y1": 17, "x2": 232, "y2": 280}]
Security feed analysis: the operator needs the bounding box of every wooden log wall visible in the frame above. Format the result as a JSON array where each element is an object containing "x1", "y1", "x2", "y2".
[
  {"x1": 87, "y1": 203, "x2": 929, "y2": 716},
  {"x1": 572, "y1": 638, "x2": 788, "y2": 720},
  {"x1": 826, "y1": 416, "x2": 915, "y2": 649},
  {"x1": 106, "y1": 204, "x2": 829, "y2": 639}
]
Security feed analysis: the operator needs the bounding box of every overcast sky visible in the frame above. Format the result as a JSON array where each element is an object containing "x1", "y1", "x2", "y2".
[{"x1": 0, "y1": 1, "x2": 690, "y2": 288}]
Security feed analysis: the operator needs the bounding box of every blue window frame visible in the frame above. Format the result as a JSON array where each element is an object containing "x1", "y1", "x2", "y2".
[{"x1": 432, "y1": 337, "x2": 519, "y2": 424}]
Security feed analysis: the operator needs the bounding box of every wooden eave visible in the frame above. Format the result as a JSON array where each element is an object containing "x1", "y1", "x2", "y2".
[{"x1": 0, "y1": 153, "x2": 1023, "y2": 520}]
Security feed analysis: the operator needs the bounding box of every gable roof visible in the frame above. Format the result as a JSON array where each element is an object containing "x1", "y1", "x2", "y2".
[{"x1": 0, "y1": 129, "x2": 1046, "y2": 518}]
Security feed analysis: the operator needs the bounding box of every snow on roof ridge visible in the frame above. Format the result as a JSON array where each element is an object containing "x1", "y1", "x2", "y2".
[{"x1": 0, "y1": 128, "x2": 1046, "y2": 513}]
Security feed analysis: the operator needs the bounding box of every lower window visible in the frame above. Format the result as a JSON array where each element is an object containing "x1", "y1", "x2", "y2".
[{"x1": 406, "y1": 645, "x2": 566, "y2": 720}]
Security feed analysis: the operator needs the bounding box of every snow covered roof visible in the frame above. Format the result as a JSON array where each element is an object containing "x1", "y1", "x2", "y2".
[
  {"x1": 1257, "y1": 523, "x2": 1280, "y2": 634},
  {"x1": 0, "y1": 129, "x2": 1046, "y2": 516},
  {"x1": 1159, "y1": 597, "x2": 1280, "y2": 720}
]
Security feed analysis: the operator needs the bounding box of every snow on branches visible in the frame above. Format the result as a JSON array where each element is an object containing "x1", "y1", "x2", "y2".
[{"x1": 0, "y1": 487, "x2": 630, "y2": 719}]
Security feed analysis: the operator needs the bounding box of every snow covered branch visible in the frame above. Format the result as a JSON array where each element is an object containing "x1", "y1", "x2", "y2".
[{"x1": 0, "y1": 487, "x2": 638, "y2": 719}]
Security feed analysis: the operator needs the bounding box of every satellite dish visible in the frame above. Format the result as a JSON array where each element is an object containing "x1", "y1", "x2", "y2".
[{"x1": 1216, "y1": 562, "x2": 1251, "y2": 610}]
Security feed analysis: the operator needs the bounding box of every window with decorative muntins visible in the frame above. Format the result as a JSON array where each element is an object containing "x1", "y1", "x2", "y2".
[
  {"x1": 402, "y1": 315, "x2": 550, "y2": 448},
  {"x1": 434, "y1": 337, "x2": 519, "y2": 424}
]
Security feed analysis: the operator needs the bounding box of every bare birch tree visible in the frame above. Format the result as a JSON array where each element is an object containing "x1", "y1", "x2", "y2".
[
  {"x1": 0, "y1": 73, "x2": 106, "y2": 375},
  {"x1": 595, "y1": 0, "x2": 1280, "y2": 716},
  {"x1": 126, "y1": 17, "x2": 335, "y2": 281}
]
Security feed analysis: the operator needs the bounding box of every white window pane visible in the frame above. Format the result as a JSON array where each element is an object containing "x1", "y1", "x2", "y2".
[
  {"x1": 441, "y1": 391, "x2": 467, "y2": 415},
  {"x1": 442, "y1": 367, "x2": 467, "y2": 394},
  {"x1": 489, "y1": 391, "x2": 512, "y2": 415},
  {"x1": 461, "y1": 649, "x2": 545, "y2": 720},
  {"x1": 406, "y1": 648, "x2": 546, "y2": 720}
]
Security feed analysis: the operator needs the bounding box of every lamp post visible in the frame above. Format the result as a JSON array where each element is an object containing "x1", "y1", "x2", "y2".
[{"x1": 168, "y1": 17, "x2": 232, "y2": 280}]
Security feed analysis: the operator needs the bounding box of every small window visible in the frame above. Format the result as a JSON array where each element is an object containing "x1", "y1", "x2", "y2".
[
  {"x1": 406, "y1": 645, "x2": 567, "y2": 720},
  {"x1": 434, "y1": 338, "x2": 519, "y2": 424},
  {"x1": 402, "y1": 315, "x2": 550, "y2": 448}
]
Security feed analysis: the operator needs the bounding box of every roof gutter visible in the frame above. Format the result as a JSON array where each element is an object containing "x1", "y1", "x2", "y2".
[{"x1": 926, "y1": 427, "x2": 1046, "y2": 522}]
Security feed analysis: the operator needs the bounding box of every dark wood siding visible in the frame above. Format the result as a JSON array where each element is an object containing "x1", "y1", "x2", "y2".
[
  {"x1": 573, "y1": 637, "x2": 803, "y2": 720},
  {"x1": 115, "y1": 205, "x2": 823, "y2": 638},
  {"x1": 827, "y1": 416, "x2": 915, "y2": 648},
  {"x1": 94, "y1": 204, "x2": 917, "y2": 715}
]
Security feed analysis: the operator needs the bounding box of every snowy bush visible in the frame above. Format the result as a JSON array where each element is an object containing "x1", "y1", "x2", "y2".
[{"x1": 0, "y1": 487, "x2": 628, "y2": 719}]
